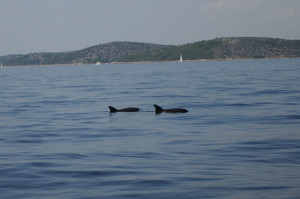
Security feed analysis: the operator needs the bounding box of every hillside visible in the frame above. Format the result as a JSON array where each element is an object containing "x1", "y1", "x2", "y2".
[
  {"x1": 0, "y1": 42, "x2": 169, "y2": 66},
  {"x1": 1, "y1": 37, "x2": 300, "y2": 66},
  {"x1": 120, "y1": 37, "x2": 300, "y2": 62}
]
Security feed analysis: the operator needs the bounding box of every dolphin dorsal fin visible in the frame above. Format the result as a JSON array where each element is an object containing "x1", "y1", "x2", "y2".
[
  {"x1": 154, "y1": 104, "x2": 164, "y2": 114},
  {"x1": 108, "y1": 106, "x2": 118, "y2": 112}
]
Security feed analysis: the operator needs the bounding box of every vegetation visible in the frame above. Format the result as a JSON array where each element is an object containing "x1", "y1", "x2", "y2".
[
  {"x1": 120, "y1": 37, "x2": 300, "y2": 62},
  {"x1": 120, "y1": 39, "x2": 223, "y2": 62},
  {"x1": 0, "y1": 42, "x2": 168, "y2": 66},
  {"x1": 1, "y1": 37, "x2": 300, "y2": 66}
]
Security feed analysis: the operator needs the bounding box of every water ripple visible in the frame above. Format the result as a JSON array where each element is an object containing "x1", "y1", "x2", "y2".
[{"x1": 1, "y1": 60, "x2": 300, "y2": 199}]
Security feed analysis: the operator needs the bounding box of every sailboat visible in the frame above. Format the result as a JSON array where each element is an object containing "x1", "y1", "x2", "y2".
[
  {"x1": 179, "y1": 54, "x2": 183, "y2": 62},
  {"x1": 95, "y1": 61, "x2": 101, "y2": 65},
  {"x1": 1, "y1": 62, "x2": 2, "y2": 68}
]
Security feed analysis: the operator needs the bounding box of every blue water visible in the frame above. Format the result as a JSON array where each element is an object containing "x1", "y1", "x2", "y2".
[{"x1": 1, "y1": 59, "x2": 300, "y2": 198}]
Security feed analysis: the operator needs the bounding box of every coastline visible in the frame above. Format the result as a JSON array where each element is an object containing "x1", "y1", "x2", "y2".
[
  {"x1": 1, "y1": 37, "x2": 299, "y2": 68},
  {"x1": 1, "y1": 57, "x2": 299, "y2": 67}
]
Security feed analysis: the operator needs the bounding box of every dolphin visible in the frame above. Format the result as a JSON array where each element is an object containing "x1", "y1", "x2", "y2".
[
  {"x1": 108, "y1": 106, "x2": 140, "y2": 113},
  {"x1": 153, "y1": 104, "x2": 188, "y2": 114}
]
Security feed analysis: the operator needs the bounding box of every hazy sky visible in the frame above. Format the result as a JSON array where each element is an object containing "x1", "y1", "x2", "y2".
[{"x1": 1, "y1": 0, "x2": 299, "y2": 55}]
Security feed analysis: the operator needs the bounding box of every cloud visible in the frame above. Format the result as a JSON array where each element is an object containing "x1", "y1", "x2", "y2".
[
  {"x1": 197, "y1": 0, "x2": 262, "y2": 20},
  {"x1": 198, "y1": 0, "x2": 299, "y2": 21},
  {"x1": 199, "y1": 0, "x2": 262, "y2": 14},
  {"x1": 267, "y1": 8, "x2": 296, "y2": 21},
  {"x1": 207, "y1": 0, "x2": 226, "y2": 10}
]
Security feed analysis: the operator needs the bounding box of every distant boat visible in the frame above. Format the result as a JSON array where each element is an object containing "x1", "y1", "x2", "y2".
[
  {"x1": 96, "y1": 61, "x2": 101, "y2": 65},
  {"x1": 179, "y1": 54, "x2": 183, "y2": 62},
  {"x1": 1, "y1": 62, "x2": 2, "y2": 68}
]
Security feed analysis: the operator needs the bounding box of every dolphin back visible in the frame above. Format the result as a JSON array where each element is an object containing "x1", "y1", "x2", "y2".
[
  {"x1": 165, "y1": 108, "x2": 188, "y2": 113},
  {"x1": 154, "y1": 104, "x2": 188, "y2": 114},
  {"x1": 109, "y1": 106, "x2": 140, "y2": 112},
  {"x1": 119, "y1": 107, "x2": 140, "y2": 112}
]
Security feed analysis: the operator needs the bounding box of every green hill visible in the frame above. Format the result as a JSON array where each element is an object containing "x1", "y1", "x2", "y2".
[
  {"x1": 120, "y1": 37, "x2": 300, "y2": 62},
  {"x1": 0, "y1": 42, "x2": 168, "y2": 66},
  {"x1": 1, "y1": 37, "x2": 300, "y2": 66}
]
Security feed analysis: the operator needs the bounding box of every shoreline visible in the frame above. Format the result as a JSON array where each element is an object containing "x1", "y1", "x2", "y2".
[{"x1": 1, "y1": 57, "x2": 299, "y2": 67}]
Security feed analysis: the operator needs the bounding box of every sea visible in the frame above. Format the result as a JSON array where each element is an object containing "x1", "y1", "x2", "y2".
[{"x1": 1, "y1": 59, "x2": 300, "y2": 199}]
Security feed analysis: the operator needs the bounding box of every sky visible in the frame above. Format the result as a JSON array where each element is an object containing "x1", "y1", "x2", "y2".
[{"x1": 0, "y1": 0, "x2": 300, "y2": 56}]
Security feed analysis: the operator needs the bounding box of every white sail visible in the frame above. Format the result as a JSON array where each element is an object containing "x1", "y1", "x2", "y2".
[
  {"x1": 96, "y1": 61, "x2": 101, "y2": 65},
  {"x1": 180, "y1": 54, "x2": 183, "y2": 62}
]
